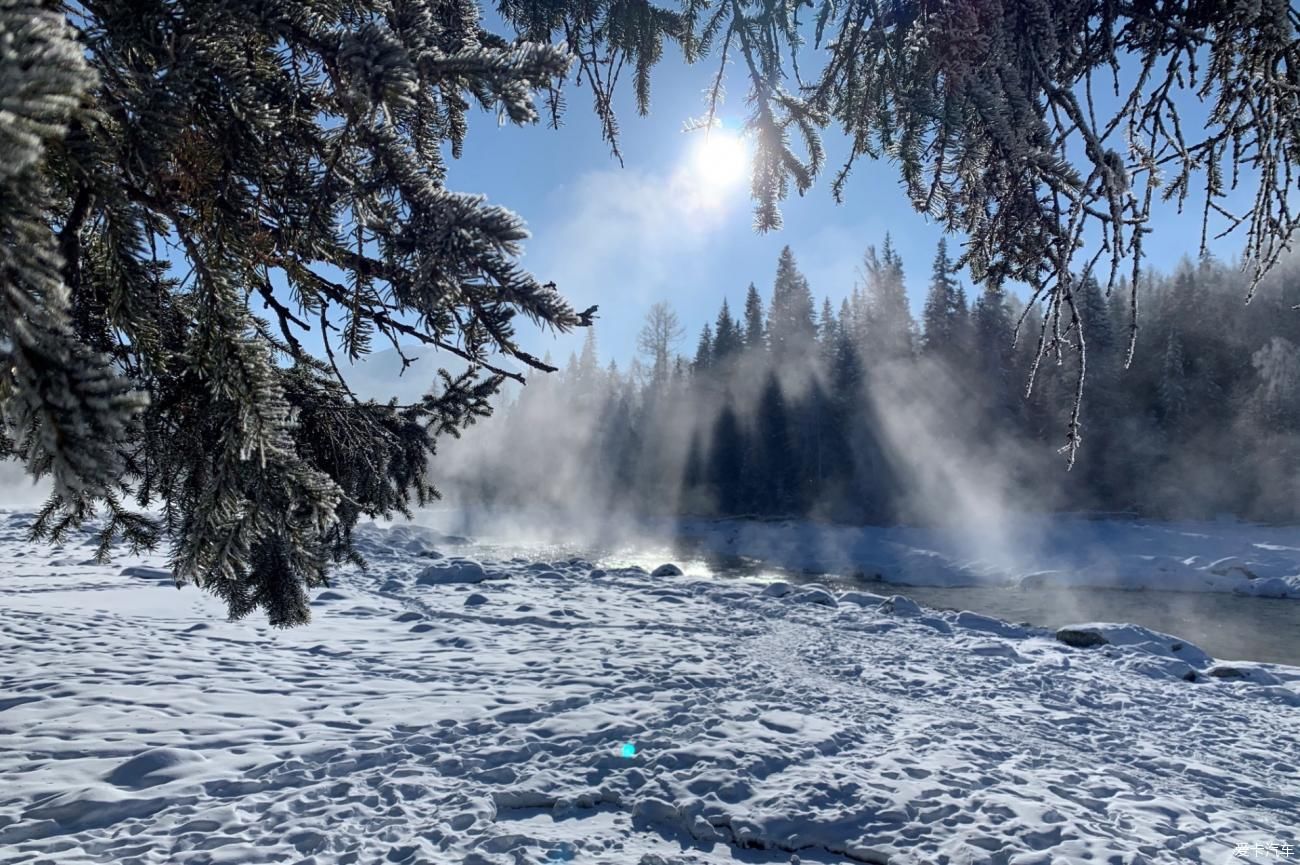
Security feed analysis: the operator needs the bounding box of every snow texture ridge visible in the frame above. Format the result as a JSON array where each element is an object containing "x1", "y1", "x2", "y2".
[{"x1": 0, "y1": 511, "x2": 1297, "y2": 864}]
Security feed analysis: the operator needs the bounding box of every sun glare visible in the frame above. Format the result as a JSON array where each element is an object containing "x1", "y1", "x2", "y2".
[{"x1": 689, "y1": 129, "x2": 749, "y2": 194}]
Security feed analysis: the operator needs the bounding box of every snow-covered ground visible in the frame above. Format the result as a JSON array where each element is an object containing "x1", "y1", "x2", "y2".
[
  {"x1": 678, "y1": 515, "x2": 1300, "y2": 599},
  {"x1": 2, "y1": 510, "x2": 1298, "y2": 864}
]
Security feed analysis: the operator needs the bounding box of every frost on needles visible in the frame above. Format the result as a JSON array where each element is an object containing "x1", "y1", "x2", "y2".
[{"x1": 0, "y1": 0, "x2": 590, "y2": 626}]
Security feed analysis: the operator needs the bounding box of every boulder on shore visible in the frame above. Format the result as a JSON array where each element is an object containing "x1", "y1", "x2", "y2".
[
  {"x1": 416, "y1": 560, "x2": 495, "y2": 585},
  {"x1": 791, "y1": 586, "x2": 838, "y2": 607},
  {"x1": 882, "y1": 595, "x2": 921, "y2": 617},
  {"x1": 1056, "y1": 627, "x2": 1109, "y2": 648}
]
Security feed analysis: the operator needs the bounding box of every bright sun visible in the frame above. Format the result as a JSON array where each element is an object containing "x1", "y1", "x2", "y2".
[{"x1": 689, "y1": 129, "x2": 749, "y2": 193}]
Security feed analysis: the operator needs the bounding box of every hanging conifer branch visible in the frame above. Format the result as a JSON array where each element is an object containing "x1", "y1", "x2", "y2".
[
  {"x1": 507, "y1": 0, "x2": 1298, "y2": 458},
  {"x1": 2, "y1": 0, "x2": 601, "y2": 625}
]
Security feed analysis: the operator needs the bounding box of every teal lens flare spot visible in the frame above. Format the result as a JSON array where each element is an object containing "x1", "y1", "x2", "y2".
[{"x1": 621, "y1": 742, "x2": 636, "y2": 758}]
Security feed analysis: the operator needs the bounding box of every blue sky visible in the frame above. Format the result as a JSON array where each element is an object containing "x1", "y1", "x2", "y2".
[
  {"x1": 450, "y1": 46, "x2": 953, "y2": 369},
  {"x1": 382, "y1": 38, "x2": 1255, "y2": 374}
]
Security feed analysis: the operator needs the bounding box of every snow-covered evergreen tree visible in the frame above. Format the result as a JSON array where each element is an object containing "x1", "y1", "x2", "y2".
[
  {"x1": 921, "y1": 239, "x2": 965, "y2": 362},
  {"x1": 973, "y1": 284, "x2": 1017, "y2": 421},
  {"x1": 4, "y1": 0, "x2": 597, "y2": 625},
  {"x1": 1157, "y1": 333, "x2": 1189, "y2": 432},
  {"x1": 0, "y1": 4, "x2": 147, "y2": 507},
  {"x1": 860, "y1": 237, "x2": 915, "y2": 364},
  {"x1": 766, "y1": 247, "x2": 817, "y2": 362},
  {"x1": 1247, "y1": 337, "x2": 1300, "y2": 433}
]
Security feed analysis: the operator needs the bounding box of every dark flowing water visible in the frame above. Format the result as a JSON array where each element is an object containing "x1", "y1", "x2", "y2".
[
  {"x1": 447, "y1": 532, "x2": 1300, "y2": 668},
  {"x1": 885, "y1": 584, "x2": 1300, "y2": 667}
]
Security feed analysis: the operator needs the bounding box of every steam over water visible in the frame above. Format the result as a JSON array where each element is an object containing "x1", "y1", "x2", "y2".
[{"x1": 414, "y1": 520, "x2": 1300, "y2": 667}]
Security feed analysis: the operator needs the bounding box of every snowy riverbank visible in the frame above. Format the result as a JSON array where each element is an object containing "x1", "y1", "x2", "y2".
[
  {"x1": 676, "y1": 514, "x2": 1300, "y2": 598},
  {"x1": 2, "y1": 512, "x2": 1298, "y2": 864}
]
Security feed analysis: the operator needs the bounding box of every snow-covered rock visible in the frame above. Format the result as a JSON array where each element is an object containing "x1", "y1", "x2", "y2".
[
  {"x1": 881, "y1": 594, "x2": 921, "y2": 616},
  {"x1": 954, "y1": 610, "x2": 1029, "y2": 638},
  {"x1": 1056, "y1": 623, "x2": 1213, "y2": 667},
  {"x1": 1056, "y1": 626, "x2": 1109, "y2": 648},
  {"x1": 1237, "y1": 575, "x2": 1300, "y2": 598},
  {"x1": 1206, "y1": 664, "x2": 1283, "y2": 685},
  {"x1": 790, "y1": 586, "x2": 837, "y2": 607},
  {"x1": 837, "y1": 590, "x2": 888, "y2": 607},
  {"x1": 415, "y1": 560, "x2": 499, "y2": 585},
  {"x1": 120, "y1": 566, "x2": 173, "y2": 582}
]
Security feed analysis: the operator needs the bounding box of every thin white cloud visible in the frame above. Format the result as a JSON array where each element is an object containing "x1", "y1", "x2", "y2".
[{"x1": 528, "y1": 156, "x2": 746, "y2": 319}]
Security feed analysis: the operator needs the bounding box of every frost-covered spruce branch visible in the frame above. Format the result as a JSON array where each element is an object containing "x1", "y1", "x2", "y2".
[
  {"x1": 0, "y1": 2, "x2": 147, "y2": 500},
  {"x1": 1, "y1": 0, "x2": 593, "y2": 625}
]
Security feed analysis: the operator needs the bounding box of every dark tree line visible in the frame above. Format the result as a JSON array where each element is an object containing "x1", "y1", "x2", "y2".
[{"x1": 475, "y1": 242, "x2": 1300, "y2": 525}]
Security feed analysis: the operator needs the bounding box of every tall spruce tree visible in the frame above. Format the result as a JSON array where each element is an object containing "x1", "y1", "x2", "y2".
[
  {"x1": 1077, "y1": 275, "x2": 1117, "y2": 360},
  {"x1": 824, "y1": 311, "x2": 862, "y2": 516},
  {"x1": 818, "y1": 299, "x2": 838, "y2": 358},
  {"x1": 693, "y1": 323, "x2": 714, "y2": 372},
  {"x1": 1073, "y1": 273, "x2": 1124, "y2": 501},
  {"x1": 838, "y1": 298, "x2": 854, "y2": 347},
  {"x1": 575, "y1": 328, "x2": 602, "y2": 401},
  {"x1": 681, "y1": 430, "x2": 708, "y2": 512},
  {"x1": 754, "y1": 372, "x2": 796, "y2": 514},
  {"x1": 742, "y1": 283, "x2": 766, "y2": 351},
  {"x1": 766, "y1": 247, "x2": 817, "y2": 361},
  {"x1": 921, "y1": 238, "x2": 963, "y2": 362},
  {"x1": 708, "y1": 399, "x2": 745, "y2": 515},
  {"x1": 712, "y1": 299, "x2": 741, "y2": 363},
  {"x1": 1157, "y1": 332, "x2": 1188, "y2": 432},
  {"x1": 1014, "y1": 299, "x2": 1053, "y2": 439},
  {"x1": 861, "y1": 237, "x2": 915, "y2": 364},
  {"x1": 972, "y1": 284, "x2": 1017, "y2": 423}
]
